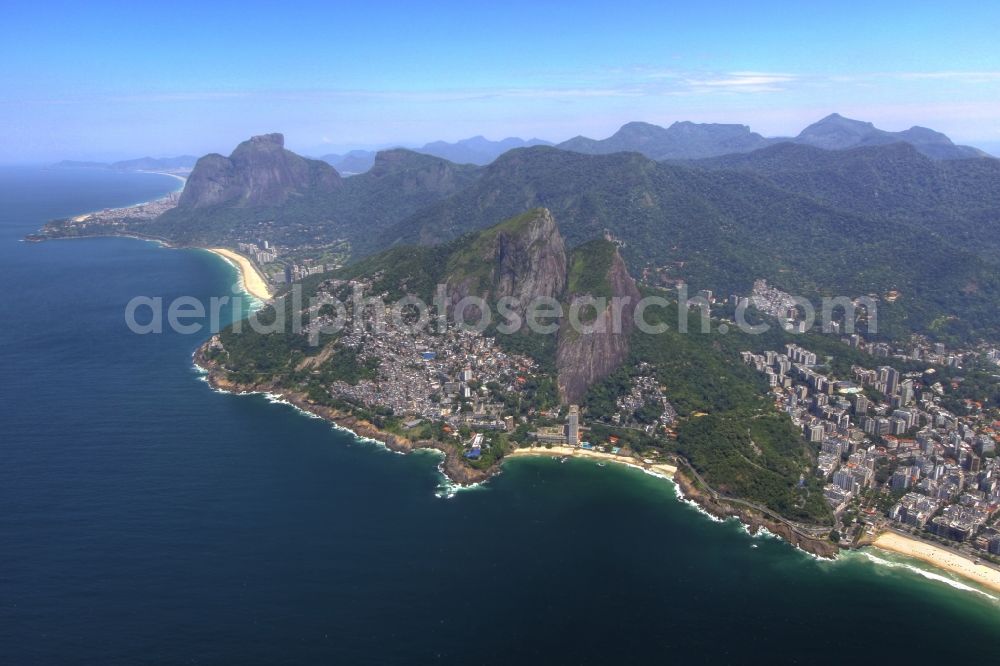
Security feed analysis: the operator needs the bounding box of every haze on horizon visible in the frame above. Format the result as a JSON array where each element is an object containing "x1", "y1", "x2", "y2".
[{"x1": 2, "y1": 0, "x2": 1000, "y2": 162}]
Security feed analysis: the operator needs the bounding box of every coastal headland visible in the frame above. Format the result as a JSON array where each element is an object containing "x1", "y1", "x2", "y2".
[
  {"x1": 197, "y1": 361, "x2": 498, "y2": 486},
  {"x1": 195, "y1": 343, "x2": 842, "y2": 560}
]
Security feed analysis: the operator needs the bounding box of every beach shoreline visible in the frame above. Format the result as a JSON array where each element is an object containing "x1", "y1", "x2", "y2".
[
  {"x1": 871, "y1": 531, "x2": 1000, "y2": 595},
  {"x1": 505, "y1": 445, "x2": 678, "y2": 478},
  {"x1": 204, "y1": 248, "x2": 273, "y2": 301}
]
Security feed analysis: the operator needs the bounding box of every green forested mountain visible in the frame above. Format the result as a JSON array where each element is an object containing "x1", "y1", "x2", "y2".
[
  {"x1": 386, "y1": 146, "x2": 1000, "y2": 341},
  {"x1": 49, "y1": 131, "x2": 1000, "y2": 343},
  {"x1": 690, "y1": 141, "x2": 1000, "y2": 258},
  {"x1": 329, "y1": 150, "x2": 483, "y2": 256}
]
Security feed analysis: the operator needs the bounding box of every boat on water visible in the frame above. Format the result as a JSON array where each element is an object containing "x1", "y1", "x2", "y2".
[
  {"x1": 559, "y1": 457, "x2": 569, "y2": 463},
  {"x1": 597, "y1": 462, "x2": 606, "y2": 467}
]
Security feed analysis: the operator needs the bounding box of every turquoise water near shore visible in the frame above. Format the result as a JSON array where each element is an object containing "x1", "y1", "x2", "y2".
[{"x1": 1, "y1": 166, "x2": 998, "y2": 664}]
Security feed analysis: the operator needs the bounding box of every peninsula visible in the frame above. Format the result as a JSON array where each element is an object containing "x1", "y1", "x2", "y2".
[{"x1": 31, "y1": 128, "x2": 1000, "y2": 594}]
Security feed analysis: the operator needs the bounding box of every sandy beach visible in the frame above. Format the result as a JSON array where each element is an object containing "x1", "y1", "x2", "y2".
[
  {"x1": 873, "y1": 531, "x2": 1000, "y2": 594},
  {"x1": 206, "y1": 248, "x2": 273, "y2": 300},
  {"x1": 506, "y1": 445, "x2": 678, "y2": 478}
]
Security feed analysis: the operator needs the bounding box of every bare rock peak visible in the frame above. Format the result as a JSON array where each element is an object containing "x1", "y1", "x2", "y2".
[{"x1": 248, "y1": 133, "x2": 285, "y2": 148}]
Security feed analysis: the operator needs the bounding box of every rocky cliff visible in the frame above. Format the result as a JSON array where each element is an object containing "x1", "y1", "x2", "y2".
[
  {"x1": 556, "y1": 241, "x2": 639, "y2": 404},
  {"x1": 445, "y1": 213, "x2": 637, "y2": 404},
  {"x1": 178, "y1": 133, "x2": 341, "y2": 209},
  {"x1": 444, "y1": 208, "x2": 567, "y2": 320}
]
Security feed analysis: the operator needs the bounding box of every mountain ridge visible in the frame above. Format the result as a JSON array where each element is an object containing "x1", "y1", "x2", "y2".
[
  {"x1": 793, "y1": 113, "x2": 987, "y2": 159},
  {"x1": 559, "y1": 114, "x2": 989, "y2": 161},
  {"x1": 559, "y1": 120, "x2": 775, "y2": 160}
]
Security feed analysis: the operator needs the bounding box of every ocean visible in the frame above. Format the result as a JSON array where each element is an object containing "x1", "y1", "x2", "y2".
[{"x1": 1, "y1": 166, "x2": 998, "y2": 664}]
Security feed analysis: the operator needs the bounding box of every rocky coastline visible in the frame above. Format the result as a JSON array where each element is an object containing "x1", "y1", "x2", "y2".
[
  {"x1": 195, "y1": 347, "x2": 498, "y2": 486},
  {"x1": 196, "y1": 341, "x2": 842, "y2": 559},
  {"x1": 672, "y1": 469, "x2": 840, "y2": 559}
]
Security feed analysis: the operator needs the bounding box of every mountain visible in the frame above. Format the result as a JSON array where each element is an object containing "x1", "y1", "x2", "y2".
[
  {"x1": 556, "y1": 115, "x2": 989, "y2": 162},
  {"x1": 44, "y1": 130, "x2": 1000, "y2": 342},
  {"x1": 144, "y1": 140, "x2": 481, "y2": 251},
  {"x1": 558, "y1": 121, "x2": 775, "y2": 160},
  {"x1": 443, "y1": 208, "x2": 567, "y2": 318},
  {"x1": 691, "y1": 141, "x2": 1000, "y2": 259},
  {"x1": 178, "y1": 133, "x2": 341, "y2": 209},
  {"x1": 320, "y1": 137, "x2": 552, "y2": 174},
  {"x1": 386, "y1": 145, "x2": 1000, "y2": 341},
  {"x1": 418, "y1": 136, "x2": 552, "y2": 165},
  {"x1": 792, "y1": 113, "x2": 988, "y2": 160},
  {"x1": 332, "y1": 150, "x2": 482, "y2": 256},
  {"x1": 320, "y1": 150, "x2": 377, "y2": 175}
]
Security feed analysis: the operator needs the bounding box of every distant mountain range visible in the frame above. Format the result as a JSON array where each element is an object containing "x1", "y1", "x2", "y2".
[
  {"x1": 47, "y1": 120, "x2": 1000, "y2": 340},
  {"x1": 53, "y1": 155, "x2": 198, "y2": 172},
  {"x1": 318, "y1": 150, "x2": 381, "y2": 175},
  {"x1": 791, "y1": 113, "x2": 988, "y2": 159},
  {"x1": 319, "y1": 114, "x2": 987, "y2": 173},
  {"x1": 54, "y1": 114, "x2": 990, "y2": 179},
  {"x1": 559, "y1": 121, "x2": 774, "y2": 160},
  {"x1": 320, "y1": 136, "x2": 552, "y2": 173},
  {"x1": 559, "y1": 113, "x2": 989, "y2": 161}
]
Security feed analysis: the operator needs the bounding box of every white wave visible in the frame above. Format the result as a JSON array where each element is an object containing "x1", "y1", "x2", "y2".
[
  {"x1": 636, "y1": 465, "x2": 675, "y2": 482},
  {"x1": 328, "y1": 420, "x2": 395, "y2": 450},
  {"x1": 669, "y1": 479, "x2": 727, "y2": 523},
  {"x1": 855, "y1": 551, "x2": 999, "y2": 601},
  {"x1": 796, "y1": 545, "x2": 838, "y2": 562},
  {"x1": 428, "y1": 452, "x2": 488, "y2": 498},
  {"x1": 260, "y1": 392, "x2": 323, "y2": 419},
  {"x1": 754, "y1": 526, "x2": 781, "y2": 541}
]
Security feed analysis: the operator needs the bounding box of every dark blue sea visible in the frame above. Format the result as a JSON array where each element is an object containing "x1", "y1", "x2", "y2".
[{"x1": 1, "y1": 166, "x2": 998, "y2": 664}]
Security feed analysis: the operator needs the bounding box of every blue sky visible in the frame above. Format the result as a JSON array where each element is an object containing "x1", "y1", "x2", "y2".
[{"x1": 2, "y1": 0, "x2": 999, "y2": 161}]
